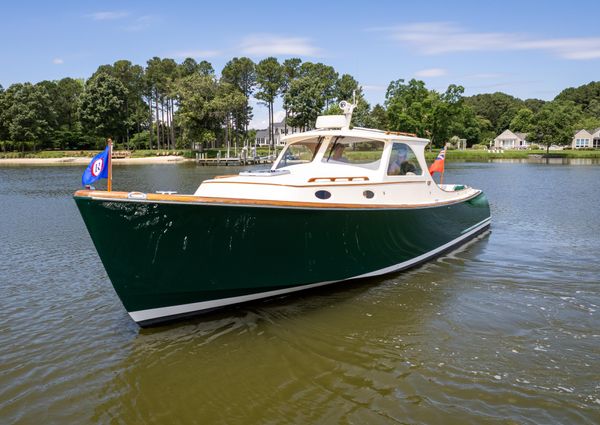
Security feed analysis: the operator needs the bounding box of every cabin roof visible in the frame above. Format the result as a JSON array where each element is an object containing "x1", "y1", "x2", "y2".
[{"x1": 280, "y1": 127, "x2": 430, "y2": 145}]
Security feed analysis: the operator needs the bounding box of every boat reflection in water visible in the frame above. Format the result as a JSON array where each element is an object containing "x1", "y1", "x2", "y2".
[{"x1": 74, "y1": 100, "x2": 491, "y2": 326}]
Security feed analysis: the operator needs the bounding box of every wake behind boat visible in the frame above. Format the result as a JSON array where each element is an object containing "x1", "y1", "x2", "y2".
[{"x1": 74, "y1": 101, "x2": 491, "y2": 326}]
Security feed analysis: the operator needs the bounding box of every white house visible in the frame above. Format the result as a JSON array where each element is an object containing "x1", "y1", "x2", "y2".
[
  {"x1": 571, "y1": 128, "x2": 600, "y2": 149},
  {"x1": 254, "y1": 119, "x2": 302, "y2": 147},
  {"x1": 493, "y1": 130, "x2": 529, "y2": 149}
]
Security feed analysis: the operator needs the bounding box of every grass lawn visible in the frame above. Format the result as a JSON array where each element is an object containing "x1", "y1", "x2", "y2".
[{"x1": 2, "y1": 148, "x2": 600, "y2": 160}]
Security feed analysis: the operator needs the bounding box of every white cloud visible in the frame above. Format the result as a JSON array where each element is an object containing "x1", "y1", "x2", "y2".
[
  {"x1": 52, "y1": 58, "x2": 64, "y2": 65},
  {"x1": 124, "y1": 15, "x2": 157, "y2": 32},
  {"x1": 87, "y1": 11, "x2": 129, "y2": 21},
  {"x1": 414, "y1": 68, "x2": 446, "y2": 77},
  {"x1": 171, "y1": 49, "x2": 221, "y2": 59},
  {"x1": 240, "y1": 34, "x2": 321, "y2": 57},
  {"x1": 373, "y1": 22, "x2": 600, "y2": 60}
]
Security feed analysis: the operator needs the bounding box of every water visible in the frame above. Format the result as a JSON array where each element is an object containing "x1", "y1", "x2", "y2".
[{"x1": 1, "y1": 161, "x2": 599, "y2": 424}]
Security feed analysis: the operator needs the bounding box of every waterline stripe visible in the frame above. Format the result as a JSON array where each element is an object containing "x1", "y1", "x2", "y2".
[
  {"x1": 129, "y1": 218, "x2": 491, "y2": 323},
  {"x1": 129, "y1": 279, "x2": 339, "y2": 323},
  {"x1": 461, "y1": 216, "x2": 492, "y2": 234}
]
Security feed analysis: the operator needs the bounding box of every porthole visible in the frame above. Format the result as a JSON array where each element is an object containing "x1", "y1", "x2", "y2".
[
  {"x1": 363, "y1": 190, "x2": 375, "y2": 199},
  {"x1": 315, "y1": 190, "x2": 331, "y2": 200}
]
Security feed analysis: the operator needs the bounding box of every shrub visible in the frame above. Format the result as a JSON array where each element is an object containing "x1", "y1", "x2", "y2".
[{"x1": 130, "y1": 131, "x2": 151, "y2": 150}]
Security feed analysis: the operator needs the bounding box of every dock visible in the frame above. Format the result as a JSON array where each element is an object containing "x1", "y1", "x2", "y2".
[{"x1": 194, "y1": 152, "x2": 275, "y2": 166}]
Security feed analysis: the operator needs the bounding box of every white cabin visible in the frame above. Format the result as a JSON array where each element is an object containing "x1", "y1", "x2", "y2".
[{"x1": 195, "y1": 106, "x2": 479, "y2": 207}]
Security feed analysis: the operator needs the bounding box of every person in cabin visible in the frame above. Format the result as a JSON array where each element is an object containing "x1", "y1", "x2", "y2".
[
  {"x1": 388, "y1": 143, "x2": 417, "y2": 175},
  {"x1": 330, "y1": 143, "x2": 348, "y2": 162}
]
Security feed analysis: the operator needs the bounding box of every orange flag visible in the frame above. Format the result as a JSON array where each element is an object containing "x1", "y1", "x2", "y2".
[{"x1": 429, "y1": 147, "x2": 446, "y2": 175}]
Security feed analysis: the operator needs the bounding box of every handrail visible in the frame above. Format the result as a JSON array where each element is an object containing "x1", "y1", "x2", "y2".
[
  {"x1": 307, "y1": 176, "x2": 370, "y2": 183},
  {"x1": 385, "y1": 131, "x2": 418, "y2": 137}
]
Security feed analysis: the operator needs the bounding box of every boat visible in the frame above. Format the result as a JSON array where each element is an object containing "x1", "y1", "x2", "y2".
[{"x1": 74, "y1": 101, "x2": 491, "y2": 326}]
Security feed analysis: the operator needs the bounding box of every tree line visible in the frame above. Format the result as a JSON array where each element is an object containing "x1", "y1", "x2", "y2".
[{"x1": 0, "y1": 56, "x2": 598, "y2": 152}]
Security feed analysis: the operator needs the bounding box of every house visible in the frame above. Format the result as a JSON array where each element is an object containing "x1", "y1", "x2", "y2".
[
  {"x1": 254, "y1": 119, "x2": 302, "y2": 147},
  {"x1": 572, "y1": 128, "x2": 600, "y2": 149},
  {"x1": 493, "y1": 130, "x2": 529, "y2": 149}
]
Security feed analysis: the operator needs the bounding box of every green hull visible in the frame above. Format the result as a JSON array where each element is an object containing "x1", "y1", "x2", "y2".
[{"x1": 74, "y1": 193, "x2": 490, "y2": 325}]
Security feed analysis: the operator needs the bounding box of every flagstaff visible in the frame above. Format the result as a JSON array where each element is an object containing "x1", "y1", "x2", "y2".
[{"x1": 107, "y1": 138, "x2": 113, "y2": 192}]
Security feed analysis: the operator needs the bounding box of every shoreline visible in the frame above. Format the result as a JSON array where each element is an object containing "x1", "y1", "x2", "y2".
[
  {"x1": 0, "y1": 156, "x2": 191, "y2": 166},
  {"x1": 2, "y1": 151, "x2": 599, "y2": 167}
]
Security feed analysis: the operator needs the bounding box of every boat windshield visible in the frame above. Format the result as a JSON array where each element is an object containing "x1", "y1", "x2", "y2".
[
  {"x1": 275, "y1": 137, "x2": 323, "y2": 169},
  {"x1": 322, "y1": 137, "x2": 384, "y2": 170}
]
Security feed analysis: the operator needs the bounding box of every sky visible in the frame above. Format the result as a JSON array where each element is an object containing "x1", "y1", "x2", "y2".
[{"x1": 1, "y1": 0, "x2": 599, "y2": 128}]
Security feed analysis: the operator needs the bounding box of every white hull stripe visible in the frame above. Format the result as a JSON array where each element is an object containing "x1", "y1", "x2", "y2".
[{"x1": 129, "y1": 217, "x2": 492, "y2": 323}]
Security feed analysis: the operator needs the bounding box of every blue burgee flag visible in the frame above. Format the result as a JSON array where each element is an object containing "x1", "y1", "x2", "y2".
[{"x1": 82, "y1": 146, "x2": 110, "y2": 186}]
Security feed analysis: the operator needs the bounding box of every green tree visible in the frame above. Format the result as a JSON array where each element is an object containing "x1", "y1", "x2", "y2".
[
  {"x1": 0, "y1": 84, "x2": 7, "y2": 140},
  {"x1": 464, "y1": 92, "x2": 522, "y2": 134},
  {"x1": 285, "y1": 76, "x2": 325, "y2": 130},
  {"x1": 179, "y1": 58, "x2": 214, "y2": 77},
  {"x1": 300, "y1": 62, "x2": 338, "y2": 109},
  {"x1": 385, "y1": 78, "x2": 435, "y2": 137},
  {"x1": 334, "y1": 74, "x2": 361, "y2": 102},
  {"x1": 3, "y1": 83, "x2": 55, "y2": 150},
  {"x1": 145, "y1": 57, "x2": 169, "y2": 149},
  {"x1": 431, "y1": 84, "x2": 466, "y2": 147},
  {"x1": 368, "y1": 104, "x2": 388, "y2": 130},
  {"x1": 197, "y1": 60, "x2": 215, "y2": 77},
  {"x1": 284, "y1": 62, "x2": 341, "y2": 130},
  {"x1": 92, "y1": 60, "x2": 146, "y2": 147},
  {"x1": 221, "y1": 57, "x2": 256, "y2": 144},
  {"x1": 255, "y1": 57, "x2": 283, "y2": 147},
  {"x1": 52, "y1": 78, "x2": 85, "y2": 149},
  {"x1": 555, "y1": 81, "x2": 600, "y2": 112},
  {"x1": 173, "y1": 73, "x2": 219, "y2": 148},
  {"x1": 530, "y1": 101, "x2": 583, "y2": 153},
  {"x1": 211, "y1": 82, "x2": 248, "y2": 154},
  {"x1": 510, "y1": 108, "x2": 534, "y2": 133},
  {"x1": 79, "y1": 74, "x2": 127, "y2": 142},
  {"x1": 333, "y1": 74, "x2": 372, "y2": 128},
  {"x1": 281, "y1": 58, "x2": 302, "y2": 133},
  {"x1": 523, "y1": 98, "x2": 546, "y2": 114},
  {"x1": 55, "y1": 78, "x2": 84, "y2": 130},
  {"x1": 584, "y1": 99, "x2": 600, "y2": 120}
]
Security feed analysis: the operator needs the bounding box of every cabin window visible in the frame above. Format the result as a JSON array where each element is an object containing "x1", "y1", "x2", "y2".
[
  {"x1": 322, "y1": 137, "x2": 384, "y2": 170},
  {"x1": 387, "y1": 143, "x2": 422, "y2": 176},
  {"x1": 275, "y1": 137, "x2": 323, "y2": 169}
]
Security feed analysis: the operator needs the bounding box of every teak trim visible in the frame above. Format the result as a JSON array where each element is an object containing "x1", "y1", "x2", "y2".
[
  {"x1": 74, "y1": 189, "x2": 481, "y2": 210},
  {"x1": 385, "y1": 130, "x2": 418, "y2": 137}
]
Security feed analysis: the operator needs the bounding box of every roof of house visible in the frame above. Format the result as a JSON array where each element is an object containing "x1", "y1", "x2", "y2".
[
  {"x1": 254, "y1": 118, "x2": 287, "y2": 133},
  {"x1": 514, "y1": 132, "x2": 528, "y2": 140},
  {"x1": 573, "y1": 129, "x2": 594, "y2": 137},
  {"x1": 494, "y1": 129, "x2": 527, "y2": 141}
]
